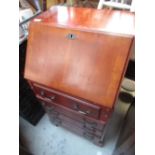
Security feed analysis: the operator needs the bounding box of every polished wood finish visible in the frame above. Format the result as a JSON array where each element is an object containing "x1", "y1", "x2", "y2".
[
  {"x1": 37, "y1": 95, "x2": 105, "y2": 130},
  {"x1": 31, "y1": 82, "x2": 112, "y2": 121},
  {"x1": 31, "y1": 6, "x2": 134, "y2": 36},
  {"x1": 25, "y1": 6, "x2": 134, "y2": 108},
  {"x1": 32, "y1": 82, "x2": 101, "y2": 119},
  {"x1": 38, "y1": 96, "x2": 106, "y2": 146},
  {"x1": 24, "y1": 6, "x2": 134, "y2": 145},
  {"x1": 56, "y1": 117, "x2": 103, "y2": 145},
  {"x1": 45, "y1": 105, "x2": 103, "y2": 137}
]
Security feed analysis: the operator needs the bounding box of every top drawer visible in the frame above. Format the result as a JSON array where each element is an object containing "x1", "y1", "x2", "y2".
[{"x1": 32, "y1": 83, "x2": 101, "y2": 119}]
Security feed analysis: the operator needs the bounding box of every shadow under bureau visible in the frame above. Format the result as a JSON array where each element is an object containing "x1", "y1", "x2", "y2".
[{"x1": 24, "y1": 6, "x2": 135, "y2": 146}]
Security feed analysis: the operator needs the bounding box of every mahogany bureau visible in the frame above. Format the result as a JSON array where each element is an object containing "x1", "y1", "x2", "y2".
[{"x1": 24, "y1": 6, "x2": 135, "y2": 146}]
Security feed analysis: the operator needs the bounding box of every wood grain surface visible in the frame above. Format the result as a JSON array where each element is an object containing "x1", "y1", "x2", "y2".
[
  {"x1": 24, "y1": 6, "x2": 134, "y2": 108},
  {"x1": 32, "y1": 6, "x2": 135, "y2": 36}
]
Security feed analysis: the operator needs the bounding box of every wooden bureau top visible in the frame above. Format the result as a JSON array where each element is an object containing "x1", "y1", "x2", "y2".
[
  {"x1": 32, "y1": 6, "x2": 134, "y2": 36},
  {"x1": 25, "y1": 6, "x2": 134, "y2": 108}
]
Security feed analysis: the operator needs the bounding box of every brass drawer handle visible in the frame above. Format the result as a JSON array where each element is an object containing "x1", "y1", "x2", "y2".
[
  {"x1": 78, "y1": 110, "x2": 90, "y2": 115},
  {"x1": 40, "y1": 90, "x2": 55, "y2": 101},
  {"x1": 49, "y1": 96, "x2": 55, "y2": 100},
  {"x1": 45, "y1": 95, "x2": 55, "y2": 101},
  {"x1": 73, "y1": 103, "x2": 90, "y2": 115}
]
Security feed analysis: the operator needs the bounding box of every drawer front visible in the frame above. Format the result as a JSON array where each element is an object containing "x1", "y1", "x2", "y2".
[
  {"x1": 62, "y1": 120, "x2": 104, "y2": 146},
  {"x1": 46, "y1": 108, "x2": 103, "y2": 146},
  {"x1": 54, "y1": 116, "x2": 103, "y2": 146},
  {"x1": 47, "y1": 105, "x2": 103, "y2": 137},
  {"x1": 48, "y1": 109, "x2": 103, "y2": 137},
  {"x1": 33, "y1": 83, "x2": 101, "y2": 119},
  {"x1": 39, "y1": 97, "x2": 105, "y2": 130}
]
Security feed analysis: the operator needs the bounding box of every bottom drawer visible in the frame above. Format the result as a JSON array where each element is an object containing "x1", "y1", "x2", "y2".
[
  {"x1": 48, "y1": 111, "x2": 104, "y2": 146},
  {"x1": 60, "y1": 118, "x2": 104, "y2": 146},
  {"x1": 48, "y1": 109, "x2": 103, "y2": 137}
]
